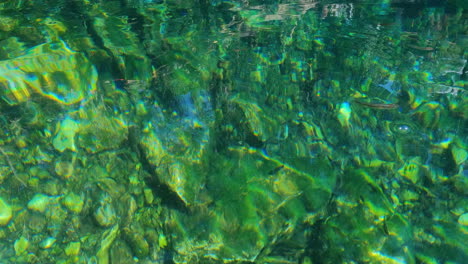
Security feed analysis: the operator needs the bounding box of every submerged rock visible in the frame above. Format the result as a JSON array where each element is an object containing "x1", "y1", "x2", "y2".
[
  {"x1": 0, "y1": 196, "x2": 12, "y2": 226},
  {"x1": 458, "y1": 213, "x2": 468, "y2": 226},
  {"x1": 62, "y1": 192, "x2": 84, "y2": 214},
  {"x1": 0, "y1": 40, "x2": 97, "y2": 105},
  {"x1": 27, "y1": 193, "x2": 51, "y2": 213},
  {"x1": 65, "y1": 241, "x2": 81, "y2": 256},
  {"x1": 14, "y1": 236, "x2": 29, "y2": 256},
  {"x1": 140, "y1": 91, "x2": 214, "y2": 206},
  {"x1": 52, "y1": 117, "x2": 80, "y2": 152}
]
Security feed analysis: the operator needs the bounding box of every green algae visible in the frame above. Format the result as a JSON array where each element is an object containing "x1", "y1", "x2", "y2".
[{"x1": 0, "y1": 0, "x2": 466, "y2": 263}]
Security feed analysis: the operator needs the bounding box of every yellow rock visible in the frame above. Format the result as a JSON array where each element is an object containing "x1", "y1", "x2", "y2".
[
  {"x1": 0, "y1": 40, "x2": 97, "y2": 105},
  {"x1": 398, "y1": 160, "x2": 420, "y2": 184},
  {"x1": 65, "y1": 241, "x2": 81, "y2": 256},
  {"x1": 0, "y1": 197, "x2": 12, "y2": 226},
  {"x1": 62, "y1": 193, "x2": 84, "y2": 214},
  {"x1": 14, "y1": 236, "x2": 29, "y2": 256},
  {"x1": 27, "y1": 193, "x2": 51, "y2": 213},
  {"x1": 158, "y1": 233, "x2": 168, "y2": 248},
  {"x1": 458, "y1": 213, "x2": 468, "y2": 226},
  {"x1": 53, "y1": 117, "x2": 80, "y2": 152}
]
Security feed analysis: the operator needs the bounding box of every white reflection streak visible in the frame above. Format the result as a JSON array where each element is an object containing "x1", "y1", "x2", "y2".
[{"x1": 322, "y1": 3, "x2": 354, "y2": 21}]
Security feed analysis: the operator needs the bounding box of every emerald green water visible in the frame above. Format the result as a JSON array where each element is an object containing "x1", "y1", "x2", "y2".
[{"x1": 0, "y1": 1, "x2": 466, "y2": 263}]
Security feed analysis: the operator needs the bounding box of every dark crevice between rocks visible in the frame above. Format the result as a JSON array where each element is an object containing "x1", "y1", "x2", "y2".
[{"x1": 128, "y1": 126, "x2": 189, "y2": 214}]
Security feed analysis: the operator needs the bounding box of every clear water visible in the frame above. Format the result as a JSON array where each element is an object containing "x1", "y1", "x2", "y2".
[{"x1": 0, "y1": 0, "x2": 466, "y2": 263}]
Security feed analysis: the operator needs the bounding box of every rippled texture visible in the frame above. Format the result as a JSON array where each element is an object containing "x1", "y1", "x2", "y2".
[
  {"x1": 0, "y1": 0, "x2": 466, "y2": 264},
  {"x1": 0, "y1": 41, "x2": 97, "y2": 105}
]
